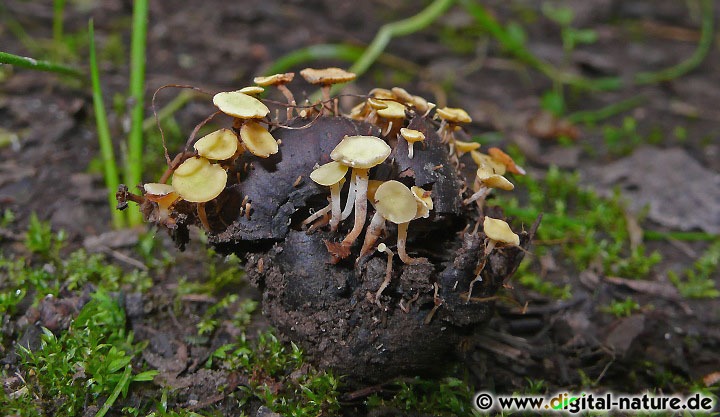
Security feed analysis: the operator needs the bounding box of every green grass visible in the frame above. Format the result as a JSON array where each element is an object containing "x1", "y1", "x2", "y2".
[
  {"x1": 669, "y1": 240, "x2": 720, "y2": 299},
  {"x1": 602, "y1": 296, "x2": 642, "y2": 318}
]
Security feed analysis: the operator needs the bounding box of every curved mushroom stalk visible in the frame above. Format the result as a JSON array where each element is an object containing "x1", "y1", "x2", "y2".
[
  {"x1": 466, "y1": 217, "x2": 520, "y2": 301},
  {"x1": 396, "y1": 222, "x2": 427, "y2": 265},
  {"x1": 341, "y1": 168, "x2": 369, "y2": 247},
  {"x1": 374, "y1": 243, "x2": 395, "y2": 307},
  {"x1": 340, "y1": 174, "x2": 356, "y2": 221},
  {"x1": 359, "y1": 211, "x2": 386, "y2": 258}
]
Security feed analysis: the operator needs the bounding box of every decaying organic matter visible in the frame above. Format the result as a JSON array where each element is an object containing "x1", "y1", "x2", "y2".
[{"x1": 119, "y1": 69, "x2": 536, "y2": 383}]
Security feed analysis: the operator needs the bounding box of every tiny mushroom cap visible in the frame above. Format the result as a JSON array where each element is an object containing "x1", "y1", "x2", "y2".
[
  {"x1": 143, "y1": 183, "x2": 178, "y2": 205},
  {"x1": 376, "y1": 100, "x2": 406, "y2": 119},
  {"x1": 309, "y1": 161, "x2": 349, "y2": 186},
  {"x1": 331, "y1": 135, "x2": 391, "y2": 169},
  {"x1": 471, "y1": 150, "x2": 506, "y2": 175},
  {"x1": 171, "y1": 157, "x2": 228, "y2": 203},
  {"x1": 238, "y1": 86, "x2": 265, "y2": 96},
  {"x1": 366, "y1": 180, "x2": 384, "y2": 203},
  {"x1": 391, "y1": 87, "x2": 413, "y2": 104},
  {"x1": 300, "y1": 67, "x2": 356, "y2": 86},
  {"x1": 436, "y1": 107, "x2": 472, "y2": 124},
  {"x1": 367, "y1": 98, "x2": 389, "y2": 110},
  {"x1": 481, "y1": 174, "x2": 515, "y2": 191},
  {"x1": 253, "y1": 72, "x2": 295, "y2": 86},
  {"x1": 400, "y1": 128, "x2": 425, "y2": 144},
  {"x1": 488, "y1": 147, "x2": 527, "y2": 175},
  {"x1": 483, "y1": 217, "x2": 520, "y2": 246},
  {"x1": 194, "y1": 128, "x2": 239, "y2": 160},
  {"x1": 240, "y1": 121, "x2": 279, "y2": 158},
  {"x1": 369, "y1": 88, "x2": 395, "y2": 100},
  {"x1": 411, "y1": 186, "x2": 433, "y2": 218},
  {"x1": 454, "y1": 140, "x2": 480, "y2": 155},
  {"x1": 213, "y1": 91, "x2": 269, "y2": 119},
  {"x1": 373, "y1": 180, "x2": 418, "y2": 224}
]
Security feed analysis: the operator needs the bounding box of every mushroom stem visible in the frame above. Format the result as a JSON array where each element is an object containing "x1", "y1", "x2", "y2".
[
  {"x1": 396, "y1": 222, "x2": 425, "y2": 264},
  {"x1": 329, "y1": 182, "x2": 342, "y2": 231},
  {"x1": 360, "y1": 211, "x2": 386, "y2": 258},
  {"x1": 321, "y1": 85, "x2": 331, "y2": 114},
  {"x1": 463, "y1": 186, "x2": 491, "y2": 206},
  {"x1": 341, "y1": 169, "x2": 369, "y2": 248},
  {"x1": 374, "y1": 244, "x2": 395, "y2": 307},
  {"x1": 302, "y1": 204, "x2": 332, "y2": 227},
  {"x1": 408, "y1": 142, "x2": 415, "y2": 159},
  {"x1": 277, "y1": 85, "x2": 296, "y2": 119},
  {"x1": 340, "y1": 174, "x2": 356, "y2": 221}
]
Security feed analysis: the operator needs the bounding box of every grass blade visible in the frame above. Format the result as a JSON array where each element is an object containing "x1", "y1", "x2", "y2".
[
  {"x1": 0, "y1": 51, "x2": 83, "y2": 78},
  {"x1": 89, "y1": 20, "x2": 125, "y2": 229},
  {"x1": 125, "y1": 0, "x2": 150, "y2": 226}
]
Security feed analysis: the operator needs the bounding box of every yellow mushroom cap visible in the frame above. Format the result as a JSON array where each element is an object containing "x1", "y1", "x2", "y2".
[
  {"x1": 488, "y1": 147, "x2": 527, "y2": 175},
  {"x1": 400, "y1": 128, "x2": 425, "y2": 144},
  {"x1": 481, "y1": 174, "x2": 514, "y2": 191},
  {"x1": 300, "y1": 67, "x2": 356, "y2": 85},
  {"x1": 144, "y1": 182, "x2": 175, "y2": 196},
  {"x1": 483, "y1": 217, "x2": 520, "y2": 245},
  {"x1": 374, "y1": 180, "x2": 418, "y2": 224},
  {"x1": 330, "y1": 135, "x2": 391, "y2": 169},
  {"x1": 411, "y1": 186, "x2": 433, "y2": 218},
  {"x1": 454, "y1": 140, "x2": 480, "y2": 154},
  {"x1": 171, "y1": 157, "x2": 227, "y2": 203},
  {"x1": 436, "y1": 107, "x2": 472, "y2": 124},
  {"x1": 213, "y1": 91, "x2": 269, "y2": 119},
  {"x1": 411, "y1": 95, "x2": 431, "y2": 113},
  {"x1": 240, "y1": 121, "x2": 279, "y2": 158},
  {"x1": 348, "y1": 101, "x2": 368, "y2": 119},
  {"x1": 194, "y1": 128, "x2": 239, "y2": 160},
  {"x1": 471, "y1": 150, "x2": 506, "y2": 175},
  {"x1": 391, "y1": 87, "x2": 413, "y2": 104},
  {"x1": 369, "y1": 88, "x2": 394, "y2": 100},
  {"x1": 310, "y1": 161, "x2": 349, "y2": 186},
  {"x1": 367, "y1": 97, "x2": 389, "y2": 110},
  {"x1": 376, "y1": 100, "x2": 406, "y2": 119},
  {"x1": 253, "y1": 72, "x2": 295, "y2": 86},
  {"x1": 239, "y1": 86, "x2": 265, "y2": 96}
]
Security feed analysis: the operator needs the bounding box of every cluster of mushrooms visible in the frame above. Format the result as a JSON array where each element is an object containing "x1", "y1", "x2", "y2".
[{"x1": 121, "y1": 67, "x2": 526, "y2": 303}]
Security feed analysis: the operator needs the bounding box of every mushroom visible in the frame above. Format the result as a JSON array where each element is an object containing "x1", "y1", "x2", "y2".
[
  {"x1": 330, "y1": 135, "x2": 391, "y2": 250},
  {"x1": 171, "y1": 156, "x2": 227, "y2": 203},
  {"x1": 374, "y1": 242, "x2": 395, "y2": 306},
  {"x1": 470, "y1": 150, "x2": 506, "y2": 175},
  {"x1": 487, "y1": 147, "x2": 526, "y2": 175},
  {"x1": 300, "y1": 67, "x2": 356, "y2": 114},
  {"x1": 411, "y1": 186, "x2": 433, "y2": 219},
  {"x1": 238, "y1": 86, "x2": 265, "y2": 96},
  {"x1": 466, "y1": 216, "x2": 520, "y2": 302},
  {"x1": 483, "y1": 216, "x2": 520, "y2": 254},
  {"x1": 361, "y1": 180, "x2": 424, "y2": 264},
  {"x1": 376, "y1": 99, "x2": 407, "y2": 136},
  {"x1": 143, "y1": 182, "x2": 179, "y2": 225},
  {"x1": 435, "y1": 107, "x2": 472, "y2": 152},
  {"x1": 213, "y1": 90, "x2": 270, "y2": 127},
  {"x1": 453, "y1": 140, "x2": 480, "y2": 157},
  {"x1": 254, "y1": 72, "x2": 296, "y2": 119},
  {"x1": 239, "y1": 121, "x2": 279, "y2": 158},
  {"x1": 193, "y1": 128, "x2": 239, "y2": 160},
  {"x1": 463, "y1": 165, "x2": 514, "y2": 206},
  {"x1": 400, "y1": 128, "x2": 425, "y2": 159},
  {"x1": 309, "y1": 161, "x2": 349, "y2": 231}
]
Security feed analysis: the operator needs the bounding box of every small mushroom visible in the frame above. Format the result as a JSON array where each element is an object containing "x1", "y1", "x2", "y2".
[
  {"x1": 238, "y1": 86, "x2": 265, "y2": 96},
  {"x1": 331, "y1": 135, "x2": 391, "y2": 250},
  {"x1": 213, "y1": 90, "x2": 269, "y2": 121},
  {"x1": 435, "y1": 106, "x2": 472, "y2": 150},
  {"x1": 171, "y1": 156, "x2": 227, "y2": 203},
  {"x1": 240, "y1": 121, "x2": 279, "y2": 158},
  {"x1": 376, "y1": 99, "x2": 407, "y2": 136},
  {"x1": 361, "y1": 180, "x2": 423, "y2": 264},
  {"x1": 300, "y1": 67, "x2": 356, "y2": 113},
  {"x1": 400, "y1": 128, "x2": 425, "y2": 159},
  {"x1": 466, "y1": 216, "x2": 520, "y2": 301},
  {"x1": 483, "y1": 216, "x2": 520, "y2": 253},
  {"x1": 143, "y1": 182, "x2": 179, "y2": 225},
  {"x1": 309, "y1": 161, "x2": 349, "y2": 231},
  {"x1": 470, "y1": 150, "x2": 506, "y2": 175},
  {"x1": 193, "y1": 128, "x2": 239, "y2": 160},
  {"x1": 411, "y1": 186, "x2": 433, "y2": 219},
  {"x1": 463, "y1": 165, "x2": 514, "y2": 206},
  {"x1": 254, "y1": 72, "x2": 296, "y2": 119},
  {"x1": 374, "y1": 242, "x2": 395, "y2": 306},
  {"x1": 454, "y1": 140, "x2": 480, "y2": 157},
  {"x1": 487, "y1": 147, "x2": 526, "y2": 175}
]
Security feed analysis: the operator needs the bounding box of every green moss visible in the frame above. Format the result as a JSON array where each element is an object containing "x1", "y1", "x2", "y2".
[{"x1": 669, "y1": 240, "x2": 720, "y2": 298}]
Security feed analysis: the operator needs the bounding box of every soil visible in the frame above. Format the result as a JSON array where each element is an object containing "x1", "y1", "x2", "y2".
[{"x1": 1, "y1": 0, "x2": 719, "y2": 415}]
